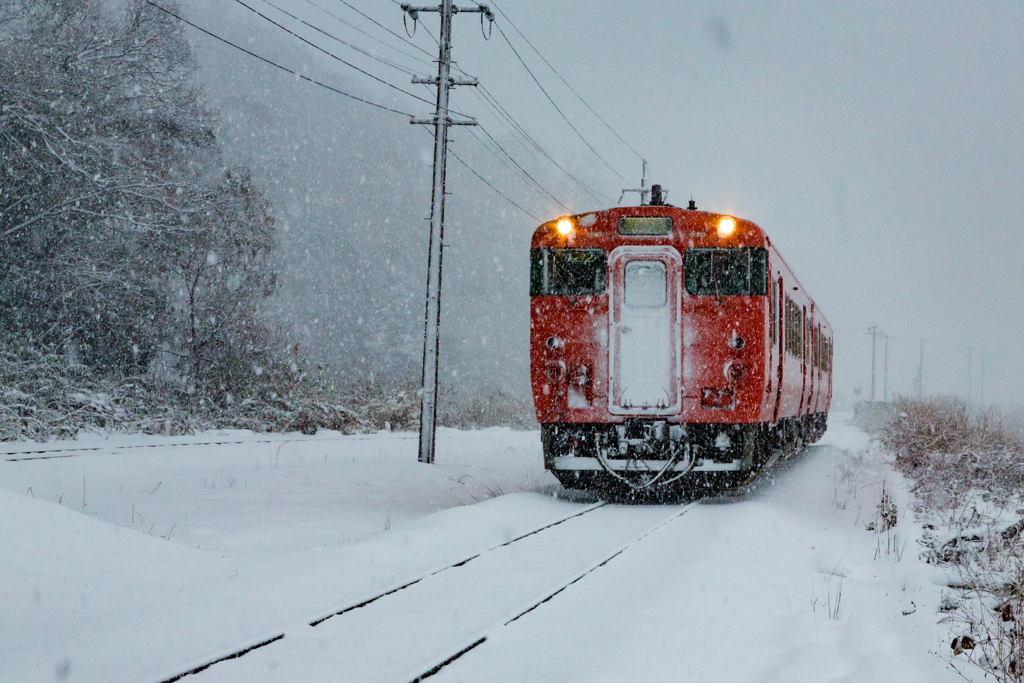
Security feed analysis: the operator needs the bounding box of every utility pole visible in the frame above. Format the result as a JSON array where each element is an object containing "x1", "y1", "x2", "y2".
[
  {"x1": 402, "y1": 1, "x2": 492, "y2": 464},
  {"x1": 966, "y1": 346, "x2": 974, "y2": 403},
  {"x1": 866, "y1": 326, "x2": 881, "y2": 400},
  {"x1": 882, "y1": 332, "x2": 893, "y2": 401}
]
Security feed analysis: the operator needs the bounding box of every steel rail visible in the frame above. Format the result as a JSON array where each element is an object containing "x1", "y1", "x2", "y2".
[
  {"x1": 1, "y1": 435, "x2": 388, "y2": 462},
  {"x1": 139, "y1": 501, "x2": 607, "y2": 683},
  {"x1": 401, "y1": 502, "x2": 698, "y2": 682}
]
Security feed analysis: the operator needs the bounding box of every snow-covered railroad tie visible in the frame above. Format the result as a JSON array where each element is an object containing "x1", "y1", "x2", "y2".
[{"x1": 140, "y1": 501, "x2": 608, "y2": 683}]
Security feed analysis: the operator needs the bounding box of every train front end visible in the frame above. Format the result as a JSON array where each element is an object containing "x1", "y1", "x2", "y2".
[{"x1": 530, "y1": 206, "x2": 772, "y2": 493}]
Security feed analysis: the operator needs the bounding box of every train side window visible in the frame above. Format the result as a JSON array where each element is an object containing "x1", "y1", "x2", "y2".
[
  {"x1": 817, "y1": 326, "x2": 824, "y2": 371},
  {"x1": 529, "y1": 248, "x2": 607, "y2": 297},
  {"x1": 684, "y1": 247, "x2": 767, "y2": 296},
  {"x1": 819, "y1": 327, "x2": 823, "y2": 369},
  {"x1": 624, "y1": 260, "x2": 667, "y2": 307},
  {"x1": 784, "y1": 296, "x2": 803, "y2": 358},
  {"x1": 801, "y1": 309, "x2": 807, "y2": 360},
  {"x1": 812, "y1": 325, "x2": 818, "y2": 369}
]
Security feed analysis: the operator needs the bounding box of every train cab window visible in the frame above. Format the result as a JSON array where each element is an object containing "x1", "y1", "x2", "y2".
[
  {"x1": 684, "y1": 247, "x2": 767, "y2": 296},
  {"x1": 624, "y1": 261, "x2": 666, "y2": 307},
  {"x1": 530, "y1": 248, "x2": 607, "y2": 296}
]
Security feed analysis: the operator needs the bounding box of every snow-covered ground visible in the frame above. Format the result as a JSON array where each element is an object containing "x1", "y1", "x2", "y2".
[{"x1": 1, "y1": 416, "x2": 966, "y2": 682}]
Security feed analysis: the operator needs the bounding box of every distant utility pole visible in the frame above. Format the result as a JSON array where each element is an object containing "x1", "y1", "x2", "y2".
[
  {"x1": 401, "y1": 1, "x2": 493, "y2": 464},
  {"x1": 916, "y1": 338, "x2": 927, "y2": 400},
  {"x1": 866, "y1": 326, "x2": 881, "y2": 400},
  {"x1": 967, "y1": 346, "x2": 974, "y2": 403},
  {"x1": 881, "y1": 332, "x2": 893, "y2": 401}
]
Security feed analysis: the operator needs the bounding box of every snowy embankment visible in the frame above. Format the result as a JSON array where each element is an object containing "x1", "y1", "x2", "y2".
[{"x1": 0, "y1": 417, "x2": 965, "y2": 682}]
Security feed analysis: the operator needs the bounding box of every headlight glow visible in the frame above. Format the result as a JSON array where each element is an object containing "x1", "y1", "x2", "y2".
[
  {"x1": 717, "y1": 216, "x2": 737, "y2": 238},
  {"x1": 556, "y1": 217, "x2": 573, "y2": 236}
]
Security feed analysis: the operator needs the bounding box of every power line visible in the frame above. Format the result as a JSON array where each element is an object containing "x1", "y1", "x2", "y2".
[
  {"x1": 333, "y1": 0, "x2": 437, "y2": 58},
  {"x1": 488, "y1": 0, "x2": 644, "y2": 162},
  {"x1": 436, "y1": 134, "x2": 540, "y2": 222},
  {"x1": 412, "y1": 78, "x2": 582, "y2": 209},
  {"x1": 301, "y1": 0, "x2": 435, "y2": 67},
  {"x1": 468, "y1": 90, "x2": 596, "y2": 207},
  {"x1": 234, "y1": 0, "x2": 474, "y2": 120},
  {"x1": 404, "y1": 27, "x2": 598, "y2": 211},
  {"x1": 151, "y1": 3, "x2": 548, "y2": 225},
  {"x1": 468, "y1": 126, "x2": 572, "y2": 212},
  {"x1": 451, "y1": 147, "x2": 541, "y2": 221},
  {"x1": 147, "y1": 2, "x2": 413, "y2": 117},
  {"x1": 304, "y1": 0, "x2": 623, "y2": 208},
  {"x1": 231, "y1": 0, "x2": 443, "y2": 111},
  {"x1": 472, "y1": 126, "x2": 570, "y2": 212},
  {"x1": 438, "y1": 27, "x2": 612, "y2": 204},
  {"x1": 152, "y1": 5, "x2": 536, "y2": 250},
  {"x1": 494, "y1": 22, "x2": 628, "y2": 184},
  {"x1": 259, "y1": 0, "x2": 422, "y2": 75},
  {"x1": 475, "y1": 85, "x2": 612, "y2": 204},
  {"x1": 464, "y1": 126, "x2": 549, "y2": 202}
]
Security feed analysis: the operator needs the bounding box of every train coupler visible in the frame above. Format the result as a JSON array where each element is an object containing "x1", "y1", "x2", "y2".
[{"x1": 612, "y1": 420, "x2": 686, "y2": 459}]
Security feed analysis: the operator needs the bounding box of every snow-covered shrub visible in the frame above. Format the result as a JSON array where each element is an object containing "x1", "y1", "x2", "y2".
[
  {"x1": 437, "y1": 387, "x2": 537, "y2": 430},
  {"x1": 880, "y1": 397, "x2": 1024, "y2": 508},
  {"x1": 0, "y1": 338, "x2": 198, "y2": 440},
  {"x1": 946, "y1": 557, "x2": 1024, "y2": 682},
  {"x1": 882, "y1": 398, "x2": 1024, "y2": 680},
  {"x1": 0, "y1": 337, "x2": 412, "y2": 440}
]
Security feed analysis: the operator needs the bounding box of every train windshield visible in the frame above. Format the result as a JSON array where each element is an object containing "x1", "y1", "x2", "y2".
[
  {"x1": 684, "y1": 247, "x2": 767, "y2": 296},
  {"x1": 530, "y1": 248, "x2": 607, "y2": 296}
]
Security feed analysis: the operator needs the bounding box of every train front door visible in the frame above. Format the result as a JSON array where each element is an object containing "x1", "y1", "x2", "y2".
[{"x1": 608, "y1": 246, "x2": 681, "y2": 415}]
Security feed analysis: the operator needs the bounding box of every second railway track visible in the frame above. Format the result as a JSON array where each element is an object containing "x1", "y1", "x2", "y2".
[{"x1": 0, "y1": 434, "x2": 365, "y2": 462}]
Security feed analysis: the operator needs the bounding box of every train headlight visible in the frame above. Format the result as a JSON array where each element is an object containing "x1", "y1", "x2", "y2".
[
  {"x1": 556, "y1": 217, "x2": 574, "y2": 236},
  {"x1": 717, "y1": 216, "x2": 737, "y2": 238}
]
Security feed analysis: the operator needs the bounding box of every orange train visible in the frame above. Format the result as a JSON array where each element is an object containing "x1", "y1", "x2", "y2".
[{"x1": 530, "y1": 198, "x2": 832, "y2": 494}]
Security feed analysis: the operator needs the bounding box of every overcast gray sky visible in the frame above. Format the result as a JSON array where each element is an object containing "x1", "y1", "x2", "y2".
[{"x1": 181, "y1": 0, "x2": 1024, "y2": 406}]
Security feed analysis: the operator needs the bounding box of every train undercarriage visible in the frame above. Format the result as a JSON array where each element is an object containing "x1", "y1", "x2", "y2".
[{"x1": 543, "y1": 413, "x2": 828, "y2": 499}]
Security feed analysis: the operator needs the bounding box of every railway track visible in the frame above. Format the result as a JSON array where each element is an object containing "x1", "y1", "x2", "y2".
[
  {"x1": 0, "y1": 434, "x2": 372, "y2": 462},
  {"x1": 140, "y1": 501, "x2": 695, "y2": 683}
]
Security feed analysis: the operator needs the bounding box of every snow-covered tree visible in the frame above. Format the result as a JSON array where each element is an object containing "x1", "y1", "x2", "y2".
[{"x1": 0, "y1": 0, "x2": 280, "y2": 399}]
